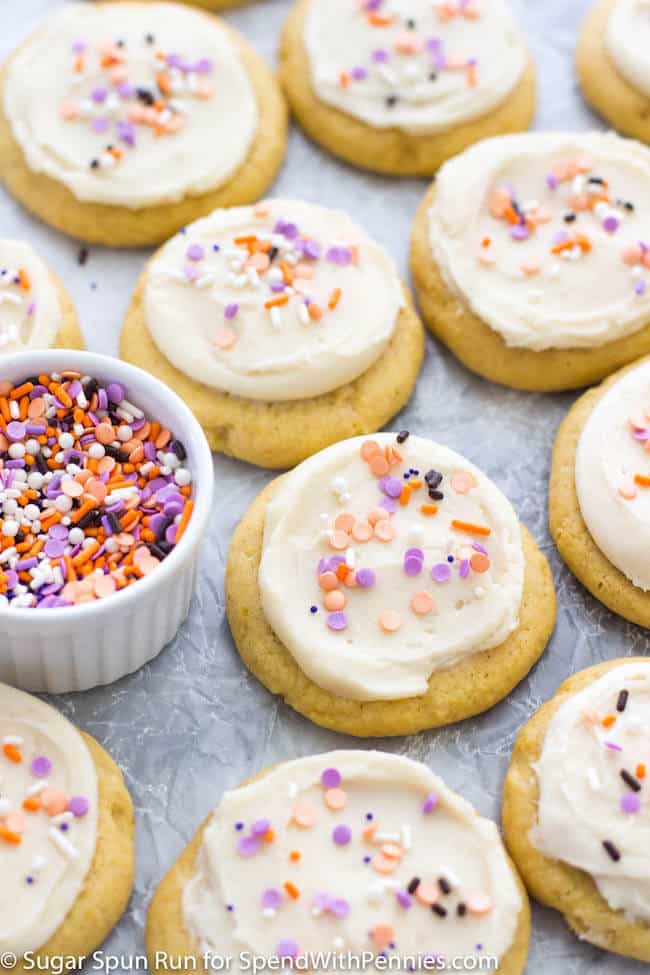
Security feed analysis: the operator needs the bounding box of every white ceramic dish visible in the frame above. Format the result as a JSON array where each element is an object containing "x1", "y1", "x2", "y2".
[{"x1": 0, "y1": 349, "x2": 214, "y2": 693}]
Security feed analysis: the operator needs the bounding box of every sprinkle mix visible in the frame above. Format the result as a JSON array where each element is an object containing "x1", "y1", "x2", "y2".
[
  {"x1": 482, "y1": 153, "x2": 649, "y2": 295},
  {"x1": 1, "y1": 733, "x2": 90, "y2": 868},
  {"x1": 0, "y1": 265, "x2": 35, "y2": 351},
  {"x1": 232, "y1": 763, "x2": 496, "y2": 960},
  {"x1": 60, "y1": 31, "x2": 214, "y2": 172},
  {"x1": 312, "y1": 433, "x2": 492, "y2": 634},
  {"x1": 332, "y1": 1, "x2": 482, "y2": 107},
  {"x1": 165, "y1": 208, "x2": 356, "y2": 352},
  {"x1": 0, "y1": 372, "x2": 193, "y2": 608},
  {"x1": 578, "y1": 680, "x2": 649, "y2": 863}
]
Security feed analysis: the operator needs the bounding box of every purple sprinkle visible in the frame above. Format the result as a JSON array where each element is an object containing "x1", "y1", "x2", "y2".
[
  {"x1": 187, "y1": 243, "x2": 205, "y2": 262},
  {"x1": 194, "y1": 57, "x2": 214, "y2": 74},
  {"x1": 31, "y1": 756, "x2": 52, "y2": 778},
  {"x1": 302, "y1": 240, "x2": 321, "y2": 260},
  {"x1": 351, "y1": 66, "x2": 368, "y2": 80},
  {"x1": 330, "y1": 897, "x2": 350, "y2": 918},
  {"x1": 422, "y1": 792, "x2": 438, "y2": 814},
  {"x1": 431, "y1": 563, "x2": 452, "y2": 583},
  {"x1": 251, "y1": 818, "x2": 271, "y2": 836},
  {"x1": 44, "y1": 539, "x2": 66, "y2": 559},
  {"x1": 605, "y1": 741, "x2": 623, "y2": 752},
  {"x1": 404, "y1": 556, "x2": 423, "y2": 577},
  {"x1": 621, "y1": 793, "x2": 641, "y2": 814},
  {"x1": 380, "y1": 497, "x2": 398, "y2": 514},
  {"x1": 261, "y1": 888, "x2": 282, "y2": 910},
  {"x1": 116, "y1": 120, "x2": 136, "y2": 146},
  {"x1": 276, "y1": 940, "x2": 299, "y2": 959},
  {"x1": 382, "y1": 477, "x2": 403, "y2": 499},
  {"x1": 327, "y1": 611, "x2": 348, "y2": 631},
  {"x1": 603, "y1": 215, "x2": 619, "y2": 234},
  {"x1": 225, "y1": 302, "x2": 239, "y2": 320},
  {"x1": 238, "y1": 835, "x2": 260, "y2": 857},
  {"x1": 91, "y1": 118, "x2": 110, "y2": 134},
  {"x1": 372, "y1": 48, "x2": 389, "y2": 63},
  {"x1": 472, "y1": 542, "x2": 488, "y2": 555},
  {"x1": 460, "y1": 559, "x2": 470, "y2": 578},
  {"x1": 6, "y1": 421, "x2": 26, "y2": 442},
  {"x1": 396, "y1": 890, "x2": 413, "y2": 909},
  {"x1": 510, "y1": 224, "x2": 529, "y2": 241},
  {"x1": 332, "y1": 824, "x2": 352, "y2": 846},
  {"x1": 355, "y1": 568, "x2": 376, "y2": 588},
  {"x1": 321, "y1": 768, "x2": 341, "y2": 788},
  {"x1": 546, "y1": 172, "x2": 558, "y2": 190},
  {"x1": 68, "y1": 796, "x2": 90, "y2": 817},
  {"x1": 106, "y1": 382, "x2": 125, "y2": 403},
  {"x1": 91, "y1": 87, "x2": 107, "y2": 104},
  {"x1": 635, "y1": 280, "x2": 647, "y2": 296}
]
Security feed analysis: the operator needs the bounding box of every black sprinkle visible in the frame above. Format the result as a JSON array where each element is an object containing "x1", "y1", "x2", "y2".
[
  {"x1": 108, "y1": 512, "x2": 122, "y2": 535},
  {"x1": 90, "y1": 159, "x2": 99, "y2": 170},
  {"x1": 428, "y1": 489, "x2": 444, "y2": 501},
  {"x1": 148, "y1": 543, "x2": 168, "y2": 561},
  {"x1": 457, "y1": 903, "x2": 467, "y2": 917},
  {"x1": 588, "y1": 176, "x2": 604, "y2": 185},
  {"x1": 407, "y1": 877, "x2": 420, "y2": 895},
  {"x1": 429, "y1": 72, "x2": 438, "y2": 82},
  {"x1": 145, "y1": 33, "x2": 155, "y2": 44},
  {"x1": 171, "y1": 439, "x2": 187, "y2": 461},
  {"x1": 386, "y1": 95, "x2": 398, "y2": 108},
  {"x1": 136, "y1": 87, "x2": 155, "y2": 106},
  {"x1": 621, "y1": 769, "x2": 642, "y2": 793},
  {"x1": 268, "y1": 246, "x2": 279, "y2": 263},
  {"x1": 35, "y1": 453, "x2": 49, "y2": 475},
  {"x1": 425, "y1": 469, "x2": 443, "y2": 488},
  {"x1": 431, "y1": 904, "x2": 447, "y2": 918},
  {"x1": 77, "y1": 247, "x2": 89, "y2": 266},
  {"x1": 77, "y1": 509, "x2": 100, "y2": 530},
  {"x1": 406, "y1": 18, "x2": 416, "y2": 29},
  {"x1": 438, "y1": 877, "x2": 452, "y2": 895},
  {"x1": 616, "y1": 689, "x2": 629, "y2": 713},
  {"x1": 396, "y1": 430, "x2": 410, "y2": 444},
  {"x1": 563, "y1": 213, "x2": 577, "y2": 223},
  {"x1": 83, "y1": 377, "x2": 99, "y2": 398},
  {"x1": 603, "y1": 840, "x2": 621, "y2": 862}
]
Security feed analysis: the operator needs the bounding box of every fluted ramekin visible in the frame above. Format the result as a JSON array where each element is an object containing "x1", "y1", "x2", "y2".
[{"x1": 0, "y1": 349, "x2": 214, "y2": 693}]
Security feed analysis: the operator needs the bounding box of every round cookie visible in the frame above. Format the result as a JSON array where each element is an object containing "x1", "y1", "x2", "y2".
[
  {"x1": 0, "y1": 2, "x2": 287, "y2": 247},
  {"x1": 279, "y1": 0, "x2": 535, "y2": 177},
  {"x1": 226, "y1": 432, "x2": 556, "y2": 736},
  {"x1": 120, "y1": 199, "x2": 424, "y2": 469},
  {"x1": 411, "y1": 131, "x2": 650, "y2": 391},
  {"x1": 0, "y1": 683, "x2": 134, "y2": 973},
  {"x1": 0, "y1": 240, "x2": 83, "y2": 353},
  {"x1": 503, "y1": 659, "x2": 650, "y2": 962},
  {"x1": 578, "y1": 0, "x2": 650, "y2": 145},
  {"x1": 147, "y1": 750, "x2": 531, "y2": 975},
  {"x1": 550, "y1": 354, "x2": 650, "y2": 626}
]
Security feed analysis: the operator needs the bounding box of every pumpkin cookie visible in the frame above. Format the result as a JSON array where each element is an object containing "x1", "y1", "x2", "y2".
[
  {"x1": 411, "y1": 131, "x2": 650, "y2": 391},
  {"x1": 550, "y1": 354, "x2": 650, "y2": 625},
  {"x1": 226, "y1": 432, "x2": 556, "y2": 736},
  {"x1": 147, "y1": 750, "x2": 531, "y2": 975},
  {"x1": 279, "y1": 0, "x2": 535, "y2": 176},
  {"x1": 578, "y1": 0, "x2": 650, "y2": 144},
  {"x1": 0, "y1": 2, "x2": 287, "y2": 247},
  {"x1": 120, "y1": 199, "x2": 424, "y2": 468},
  {"x1": 0, "y1": 682, "x2": 134, "y2": 973},
  {"x1": 503, "y1": 659, "x2": 650, "y2": 962},
  {"x1": 0, "y1": 240, "x2": 83, "y2": 353}
]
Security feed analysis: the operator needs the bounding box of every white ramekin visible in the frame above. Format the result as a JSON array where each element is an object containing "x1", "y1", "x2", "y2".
[{"x1": 0, "y1": 349, "x2": 214, "y2": 693}]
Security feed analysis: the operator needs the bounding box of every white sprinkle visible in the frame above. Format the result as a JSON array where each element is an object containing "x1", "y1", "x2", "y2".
[{"x1": 49, "y1": 827, "x2": 80, "y2": 860}]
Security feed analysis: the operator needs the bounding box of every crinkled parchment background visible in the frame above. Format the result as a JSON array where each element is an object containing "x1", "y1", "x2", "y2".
[{"x1": 1, "y1": 0, "x2": 647, "y2": 971}]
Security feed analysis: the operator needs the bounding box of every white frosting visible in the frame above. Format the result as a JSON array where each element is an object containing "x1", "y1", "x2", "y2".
[
  {"x1": 534, "y1": 663, "x2": 650, "y2": 923},
  {"x1": 145, "y1": 200, "x2": 404, "y2": 401},
  {"x1": 0, "y1": 241, "x2": 61, "y2": 352},
  {"x1": 303, "y1": 0, "x2": 528, "y2": 135},
  {"x1": 575, "y1": 358, "x2": 650, "y2": 590},
  {"x1": 606, "y1": 0, "x2": 650, "y2": 97},
  {"x1": 428, "y1": 131, "x2": 650, "y2": 351},
  {"x1": 258, "y1": 433, "x2": 524, "y2": 702},
  {"x1": 183, "y1": 751, "x2": 522, "y2": 967},
  {"x1": 4, "y1": 3, "x2": 257, "y2": 208},
  {"x1": 0, "y1": 683, "x2": 98, "y2": 958}
]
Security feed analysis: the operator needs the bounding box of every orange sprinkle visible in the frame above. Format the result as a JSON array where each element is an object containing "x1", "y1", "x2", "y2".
[
  {"x1": 636, "y1": 764, "x2": 646, "y2": 780},
  {"x1": 3, "y1": 743, "x2": 22, "y2": 763},
  {"x1": 289, "y1": 850, "x2": 301, "y2": 862},
  {"x1": 264, "y1": 294, "x2": 289, "y2": 309},
  {"x1": 420, "y1": 503, "x2": 438, "y2": 516},
  {"x1": 602, "y1": 715, "x2": 616, "y2": 729},
  {"x1": 328, "y1": 288, "x2": 342, "y2": 310},
  {"x1": 634, "y1": 474, "x2": 650, "y2": 487},
  {"x1": 0, "y1": 828, "x2": 21, "y2": 846},
  {"x1": 451, "y1": 519, "x2": 491, "y2": 537},
  {"x1": 284, "y1": 881, "x2": 300, "y2": 899}
]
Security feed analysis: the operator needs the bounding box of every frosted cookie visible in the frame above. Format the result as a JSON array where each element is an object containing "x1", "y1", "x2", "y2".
[
  {"x1": 411, "y1": 131, "x2": 650, "y2": 391},
  {"x1": 226, "y1": 432, "x2": 555, "y2": 736},
  {"x1": 550, "y1": 354, "x2": 650, "y2": 625},
  {"x1": 0, "y1": 3, "x2": 287, "y2": 247},
  {"x1": 0, "y1": 683, "x2": 134, "y2": 973},
  {"x1": 147, "y1": 750, "x2": 531, "y2": 975},
  {"x1": 503, "y1": 659, "x2": 650, "y2": 962},
  {"x1": 0, "y1": 241, "x2": 83, "y2": 353},
  {"x1": 279, "y1": 0, "x2": 535, "y2": 176},
  {"x1": 578, "y1": 0, "x2": 650, "y2": 145},
  {"x1": 120, "y1": 200, "x2": 424, "y2": 469}
]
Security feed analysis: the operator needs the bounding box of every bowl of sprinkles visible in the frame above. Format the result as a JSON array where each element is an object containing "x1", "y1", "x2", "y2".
[{"x1": 0, "y1": 349, "x2": 214, "y2": 693}]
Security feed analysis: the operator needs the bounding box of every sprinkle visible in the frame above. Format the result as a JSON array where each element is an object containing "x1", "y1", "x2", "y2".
[
  {"x1": 603, "y1": 840, "x2": 621, "y2": 862},
  {"x1": 321, "y1": 768, "x2": 342, "y2": 789},
  {"x1": 332, "y1": 824, "x2": 352, "y2": 846},
  {"x1": 620, "y1": 793, "x2": 641, "y2": 814},
  {"x1": 325, "y1": 788, "x2": 347, "y2": 811},
  {"x1": 422, "y1": 793, "x2": 438, "y2": 814},
  {"x1": 616, "y1": 689, "x2": 629, "y2": 713},
  {"x1": 379, "y1": 609, "x2": 402, "y2": 632}
]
